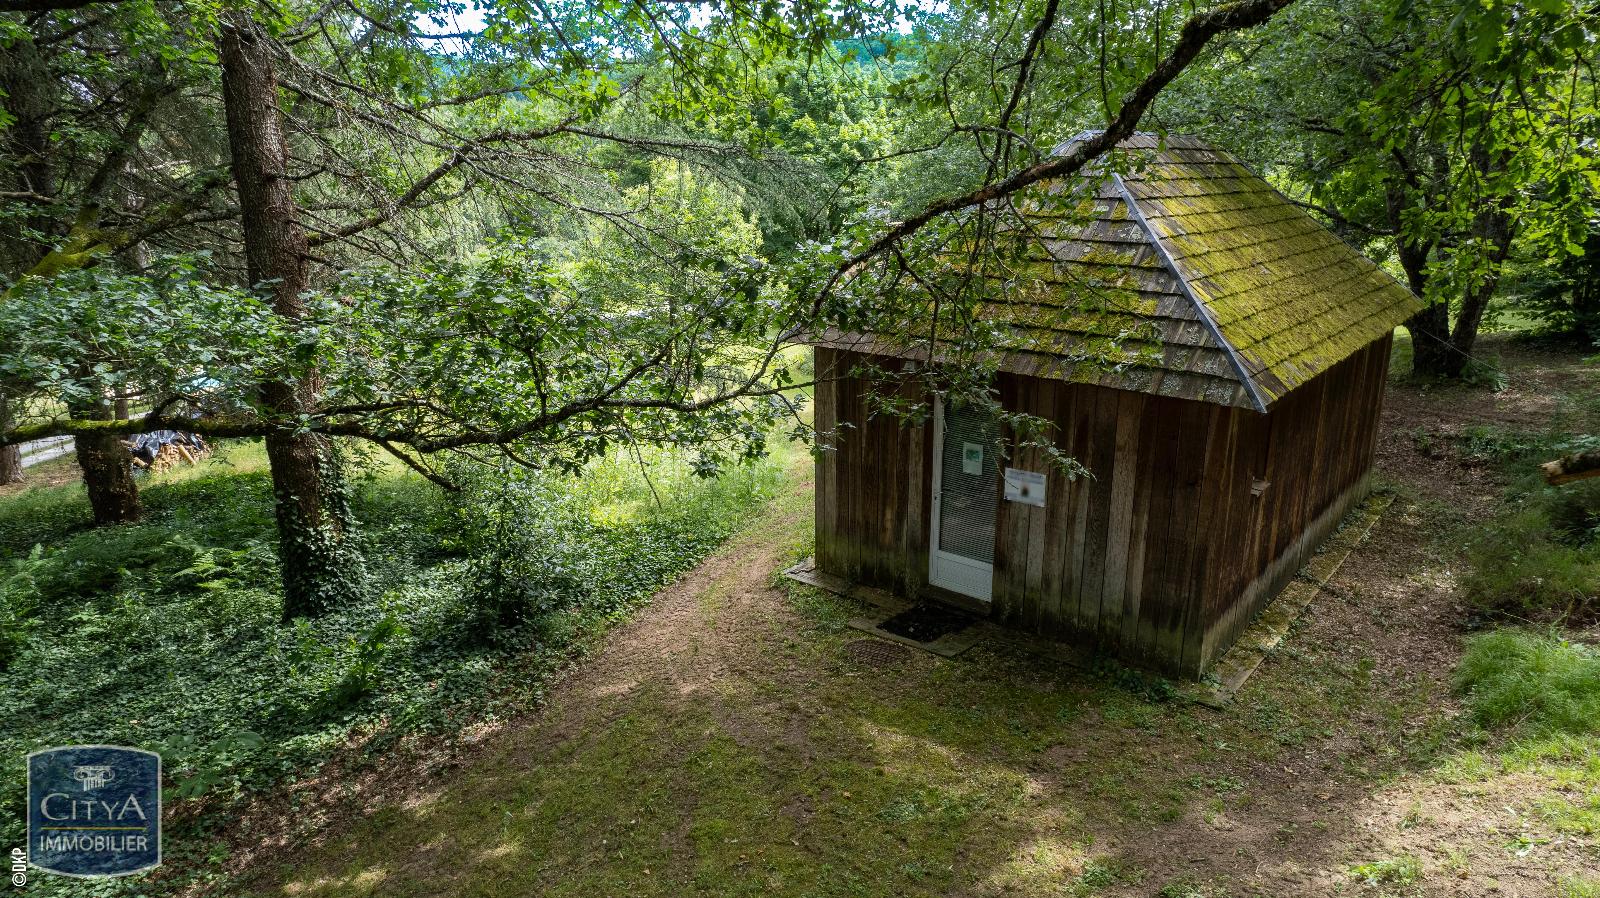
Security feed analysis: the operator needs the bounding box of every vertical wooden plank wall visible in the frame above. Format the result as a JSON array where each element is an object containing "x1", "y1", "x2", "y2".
[
  {"x1": 1196, "y1": 334, "x2": 1394, "y2": 664},
  {"x1": 984, "y1": 374, "x2": 1221, "y2": 673},
  {"x1": 813, "y1": 347, "x2": 933, "y2": 595},
  {"x1": 813, "y1": 335, "x2": 1395, "y2": 676}
]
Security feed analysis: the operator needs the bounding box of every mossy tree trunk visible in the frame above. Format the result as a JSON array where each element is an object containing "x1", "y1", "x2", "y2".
[
  {"x1": 71, "y1": 396, "x2": 142, "y2": 524},
  {"x1": 219, "y1": 12, "x2": 363, "y2": 619}
]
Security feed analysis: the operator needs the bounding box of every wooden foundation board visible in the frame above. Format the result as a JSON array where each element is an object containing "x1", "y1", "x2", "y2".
[{"x1": 1187, "y1": 493, "x2": 1394, "y2": 708}]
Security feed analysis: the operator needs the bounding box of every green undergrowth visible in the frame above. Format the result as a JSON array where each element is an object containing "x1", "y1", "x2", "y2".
[
  {"x1": 1445, "y1": 630, "x2": 1600, "y2": 844},
  {"x1": 1442, "y1": 383, "x2": 1600, "y2": 856},
  {"x1": 1452, "y1": 417, "x2": 1600, "y2": 623},
  {"x1": 0, "y1": 439, "x2": 790, "y2": 896},
  {"x1": 1455, "y1": 629, "x2": 1600, "y2": 738}
]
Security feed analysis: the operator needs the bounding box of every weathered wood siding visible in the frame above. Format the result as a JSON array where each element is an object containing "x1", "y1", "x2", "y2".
[
  {"x1": 988, "y1": 368, "x2": 1226, "y2": 672},
  {"x1": 813, "y1": 347, "x2": 933, "y2": 595},
  {"x1": 1194, "y1": 334, "x2": 1393, "y2": 667},
  {"x1": 814, "y1": 335, "x2": 1393, "y2": 676}
]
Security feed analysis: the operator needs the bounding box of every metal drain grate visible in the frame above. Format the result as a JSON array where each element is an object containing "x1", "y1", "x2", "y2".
[{"x1": 843, "y1": 638, "x2": 915, "y2": 668}]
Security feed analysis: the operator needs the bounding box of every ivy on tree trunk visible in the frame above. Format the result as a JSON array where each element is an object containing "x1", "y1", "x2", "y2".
[{"x1": 219, "y1": 12, "x2": 364, "y2": 619}]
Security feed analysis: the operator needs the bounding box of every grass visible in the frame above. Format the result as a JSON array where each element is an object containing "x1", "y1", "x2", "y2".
[
  {"x1": 1411, "y1": 337, "x2": 1600, "y2": 895},
  {"x1": 1455, "y1": 629, "x2": 1600, "y2": 737},
  {"x1": 1564, "y1": 876, "x2": 1600, "y2": 898},
  {"x1": 1450, "y1": 415, "x2": 1600, "y2": 622},
  {"x1": 1349, "y1": 855, "x2": 1422, "y2": 896},
  {"x1": 261, "y1": 621, "x2": 1122, "y2": 894},
  {"x1": 0, "y1": 438, "x2": 790, "y2": 896},
  {"x1": 7, "y1": 333, "x2": 1595, "y2": 896},
  {"x1": 1459, "y1": 482, "x2": 1600, "y2": 618},
  {"x1": 246, "y1": 468, "x2": 1471, "y2": 898},
  {"x1": 1443, "y1": 629, "x2": 1600, "y2": 846},
  {"x1": 241, "y1": 334, "x2": 1600, "y2": 898},
  {"x1": 0, "y1": 449, "x2": 81, "y2": 491}
]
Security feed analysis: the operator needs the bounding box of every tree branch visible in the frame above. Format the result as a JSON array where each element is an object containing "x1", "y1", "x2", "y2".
[
  {"x1": 1542, "y1": 448, "x2": 1600, "y2": 485},
  {"x1": 0, "y1": 0, "x2": 142, "y2": 10},
  {"x1": 812, "y1": 0, "x2": 1296, "y2": 310}
]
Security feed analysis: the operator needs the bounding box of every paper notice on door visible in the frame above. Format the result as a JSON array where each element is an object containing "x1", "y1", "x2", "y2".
[
  {"x1": 1004, "y1": 468, "x2": 1046, "y2": 507},
  {"x1": 961, "y1": 442, "x2": 983, "y2": 475}
]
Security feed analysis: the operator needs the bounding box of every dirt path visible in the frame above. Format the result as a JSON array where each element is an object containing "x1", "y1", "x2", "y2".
[{"x1": 245, "y1": 335, "x2": 1599, "y2": 898}]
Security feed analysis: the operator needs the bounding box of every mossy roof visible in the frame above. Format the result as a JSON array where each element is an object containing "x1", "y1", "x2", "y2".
[{"x1": 814, "y1": 133, "x2": 1421, "y2": 412}]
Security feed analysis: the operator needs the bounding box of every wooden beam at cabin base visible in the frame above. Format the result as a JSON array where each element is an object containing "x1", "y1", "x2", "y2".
[
  {"x1": 1190, "y1": 491, "x2": 1392, "y2": 708},
  {"x1": 1543, "y1": 448, "x2": 1600, "y2": 485}
]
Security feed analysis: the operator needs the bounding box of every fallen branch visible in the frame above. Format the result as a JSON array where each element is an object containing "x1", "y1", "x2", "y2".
[{"x1": 1542, "y1": 448, "x2": 1600, "y2": 485}]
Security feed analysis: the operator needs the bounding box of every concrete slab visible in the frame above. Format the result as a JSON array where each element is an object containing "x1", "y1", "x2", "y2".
[{"x1": 783, "y1": 561, "x2": 981, "y2": 658}]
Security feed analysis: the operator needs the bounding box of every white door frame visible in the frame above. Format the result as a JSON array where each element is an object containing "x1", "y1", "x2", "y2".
[{"x1": 928, "y1": 396, "x2": 996, "y2": 601}]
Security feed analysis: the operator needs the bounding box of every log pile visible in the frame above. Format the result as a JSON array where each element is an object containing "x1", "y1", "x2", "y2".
[{"x1": 124, "y1": 431, "x2": 211, "y2": 473}]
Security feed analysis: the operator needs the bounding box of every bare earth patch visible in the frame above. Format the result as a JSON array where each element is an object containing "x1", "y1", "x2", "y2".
[{"x1": 237, "y1": 334, "x2": 1599, "y2": 898}]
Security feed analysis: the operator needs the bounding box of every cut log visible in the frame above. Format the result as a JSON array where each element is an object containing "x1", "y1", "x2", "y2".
[{"x1": 1542, "y1": 448, "x2": 1600, "y2": 486}]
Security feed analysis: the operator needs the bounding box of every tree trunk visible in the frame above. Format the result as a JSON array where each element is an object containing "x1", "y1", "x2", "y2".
[
  {"x1": 219, "y1": 13, "x2": 363, "y2": 619},
  {"x1": 1445, "y1": 200, "x2": 1516, "y2": 370},
  {"x1": 71, "y1": 398, "x2": 142, "y2": 524},
  {"x1": 1570, "y1": 233, "x2": 1600, "y2": 346},
  {"x1": 0, "y1": 36, "x2": 55, "y2": 487},
  {"x1": 0, "y1": 397, "x2": 21, "y2": 485},
  {"x1": 1384, "y1": 181, "x2": 1460, "y2": 377},
  {"x1": 1391, "y1": 160, "x2": 1516, "y2": 379},
  {"x1": 1406, "y1": 303, "x2": 1460, "y2": 377}
]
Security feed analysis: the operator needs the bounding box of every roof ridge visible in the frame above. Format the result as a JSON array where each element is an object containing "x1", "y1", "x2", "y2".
[
  {"x1": 1051, "y1": 129, "x2": 1172, "y2": 157},
  {"x1": 1110, "y1": 173, "x2": 1271, "y2": 414}
]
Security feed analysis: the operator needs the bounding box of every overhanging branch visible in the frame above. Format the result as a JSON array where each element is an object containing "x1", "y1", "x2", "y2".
[
  {"x1": 812, "y1": 0, "x2": 1296, "y2": 309},
  {"x1": 0, "y1": 0, "x2": 145, "y2": 10}
]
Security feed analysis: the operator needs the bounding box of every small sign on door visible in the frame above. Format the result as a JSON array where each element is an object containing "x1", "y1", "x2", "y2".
[
  {"x1": 961, "y1": 442, "x2": 983, "y2": 476},
  {"x1": 1004, "y1": 468, "x2": 1046, "y2": 507}
]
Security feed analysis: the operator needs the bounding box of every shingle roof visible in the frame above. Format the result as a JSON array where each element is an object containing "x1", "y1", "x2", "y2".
[{"x1": 813, "y1": 132, "x2": 1423, "y2": 411}]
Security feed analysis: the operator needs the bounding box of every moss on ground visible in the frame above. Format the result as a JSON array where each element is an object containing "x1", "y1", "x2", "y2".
[
  {"x1": 251, "y1": 337, "x2": 1599, "y2": 898},
  {"x1": 258, "y1": 489, "x2": 1477, "y2": 898}
]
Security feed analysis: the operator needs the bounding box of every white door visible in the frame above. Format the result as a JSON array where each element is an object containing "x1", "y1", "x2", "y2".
[{"x1": 929, "y1": 397, "x2": 1000, "y2": 601}]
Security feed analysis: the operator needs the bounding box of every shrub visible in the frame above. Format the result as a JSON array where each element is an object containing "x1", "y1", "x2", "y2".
[
  {"x1": 451, "y1": 449, "x2": 782, "y2": 638},
  {"x1": 1456, "y1": 427, "x2": 1600, "y2": 623},
  {"x1": 1454, "y1": 629, "x2": 1600, "y2": 736},
  {"x1": 0, "y1": 545, "x2": 45, "y2": 669},
  {"x1": 0, "y1": 438, "x2": 789, "y2": 879}
]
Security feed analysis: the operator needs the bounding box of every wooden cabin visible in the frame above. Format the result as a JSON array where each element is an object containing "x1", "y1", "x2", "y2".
[{"x1": 810, "y1": 133, "x2": 1422, "y2": 677}]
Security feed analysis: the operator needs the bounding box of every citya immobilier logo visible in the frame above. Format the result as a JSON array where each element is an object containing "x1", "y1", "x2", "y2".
[{"x1": 26, "y1": 745, "x2": 161, "y2": 878}]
